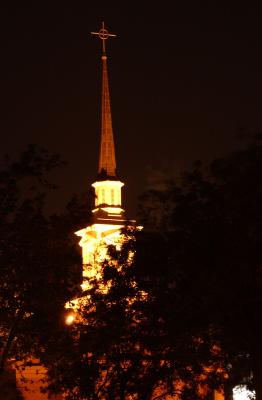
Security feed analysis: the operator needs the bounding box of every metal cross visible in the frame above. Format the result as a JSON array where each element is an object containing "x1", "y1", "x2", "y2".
[{"x1": 91, "y1": 22, "x2": 116, "y2": 54}]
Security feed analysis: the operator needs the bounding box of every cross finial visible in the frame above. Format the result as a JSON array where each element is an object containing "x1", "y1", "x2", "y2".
[{"x1": 91, "y1": 22, "x2": 116, "y2": 55}]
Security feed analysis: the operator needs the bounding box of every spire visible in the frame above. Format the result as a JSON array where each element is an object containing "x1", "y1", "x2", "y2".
[
  {"x1": 91, "y1": 22, "x2": 117, "y2": 179},
  {"x1": 99, "y1": 54, "x2": 116, "y2": 178}
]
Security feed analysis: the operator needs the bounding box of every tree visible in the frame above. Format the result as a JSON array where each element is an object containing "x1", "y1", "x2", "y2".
[
  {"x1": 29, "y1": 138, "x2": 262, "y2": 399},
  {"x1": 0, "y1": 145, "x2": 84, "y2": 376},
  {"x1": 43, "y1": 226, "x2": 225, "y2": 400},
  {"x1": 139, "y1": 136, "x2": 262, "y2": 399},
  {"x1": 43, "y1": 233, "x2": 162, "y2": 400}
]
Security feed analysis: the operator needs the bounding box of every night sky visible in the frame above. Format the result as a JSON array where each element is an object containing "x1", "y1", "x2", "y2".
[{"x1": 1, "y1": 3, "x2": 262, "y2": 216}]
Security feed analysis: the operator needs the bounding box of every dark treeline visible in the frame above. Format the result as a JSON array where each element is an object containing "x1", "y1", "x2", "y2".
[{"x1": 1, "y1": 137, "x2": 262, "y2": 399}]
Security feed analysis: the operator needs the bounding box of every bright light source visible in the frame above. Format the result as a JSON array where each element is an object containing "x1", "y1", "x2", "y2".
[
  {"x1": 233, "y1": 385, "x2": 255, "y2": 400},
  {"x1": 65, "y1": 313, "x2": 75, "y2": 325}
]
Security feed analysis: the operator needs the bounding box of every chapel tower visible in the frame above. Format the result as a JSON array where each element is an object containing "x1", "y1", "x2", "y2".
[
  {"x1": 91, "y1": 22, "x2": 125, "y2": 225},
  {"x1": 75, "y1": 23, "x2": 128, "y2": 281}
]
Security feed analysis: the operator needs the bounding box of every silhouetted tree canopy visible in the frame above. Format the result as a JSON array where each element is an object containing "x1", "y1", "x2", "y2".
[
  {"x1": 0, "y1": 145, "x2": 87, "y2": 380},
  {"x1": 138, "y1": 136, "x2": 262, "y2": 399},
  {"x1": 47, "y1": 138, "x2": 261, "y2": 399},
  {"x1": 3, "y1": 138, "x2": 262, "y2": 400}
]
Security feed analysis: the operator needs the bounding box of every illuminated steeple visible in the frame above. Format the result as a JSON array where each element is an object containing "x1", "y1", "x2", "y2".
[
  {"x1": 91, "y1": 22, "x2": 124, "y2": 212},
  {"x1": 98, "y1": 51, "x2": 117, "y2": 178},
  {"x1": 92, "y1": 22, "x2": 117, "y2": 179},
  {"x1": 75, "y1": 23, "x2": 126, "y2": 269},
  {"x1": 73, "y1": 23, "x2": 140, "y2": 299}
]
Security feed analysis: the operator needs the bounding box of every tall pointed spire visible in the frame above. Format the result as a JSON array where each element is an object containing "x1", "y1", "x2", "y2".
[
  {"x1": 91, "y1": 22, "x2": 117, "y2": 179},
  {"x1": 75, "y1": 24, "x2": 137, "y2": 276},
  {"x1": 99, "y1": 53, "x2": 116, "y2": 178}
]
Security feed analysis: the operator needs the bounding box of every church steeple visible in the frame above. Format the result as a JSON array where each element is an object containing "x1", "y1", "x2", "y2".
[
  {"x1": 91, "y1": 23, "x2": 124, "y2": 212},
  {"x1": 74, "y1": 23, "x2": 138, "y2": 275},
  {"x1": 92, "y1": 22, "x2": 117, "y2": 179}
]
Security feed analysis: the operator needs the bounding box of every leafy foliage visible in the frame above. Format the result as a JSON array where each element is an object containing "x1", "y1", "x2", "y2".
[
  {"x1": 0, "y1": 145, "x2": 84, "y2": 375},
  {"x1": 4, "y1": 139, "x2": 262, "y2": 399},
  {"x1": 48, "y1": 139, "x2": 262, "y2": 399},
  {"x1": 139, "y1": 138, "x2": 262, "y2": 398}
]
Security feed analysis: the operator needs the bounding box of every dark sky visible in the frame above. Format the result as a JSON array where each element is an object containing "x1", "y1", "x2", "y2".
[{"x1": 1, "y1": 3, "x2": 262, "y2": 216}]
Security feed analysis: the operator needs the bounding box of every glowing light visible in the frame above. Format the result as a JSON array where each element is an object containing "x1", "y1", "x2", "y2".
[
  {"x1": 233, "y1": 385, "x2": 255, "y2": 400},
  {"x1": 65, "y1": 313, "x2": 75, "y2": 325},
  {"x1": 92, "y1": 180, "x2": 124, "y2": 207}
]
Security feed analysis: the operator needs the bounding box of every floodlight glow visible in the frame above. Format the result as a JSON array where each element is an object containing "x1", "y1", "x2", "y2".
[
  {"x1": 65, "y1": 313, "x2": 75, "y2": 325},
  {"x1": 233, "y1": 385, "x2": 255, "y2": 400}
]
